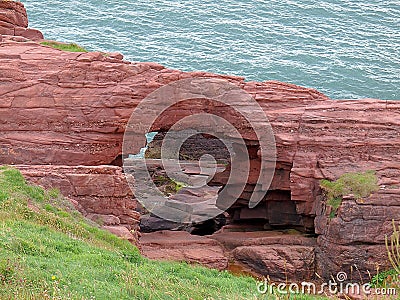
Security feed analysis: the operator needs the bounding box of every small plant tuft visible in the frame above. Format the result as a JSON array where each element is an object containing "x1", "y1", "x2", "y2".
[
  {"x1": 386, "y1": 220, "x2": 400, "y2": 275},
  {"x1": 153, "y1": 175, "x2": 187, "y2": 196},
  {"x1": 0, "y1": 259, "x2": 16, "y2": 285},
  {"x1": 371, "y1": 268, "x2": 398, "y2": 287},
  {"x1": 40, "y1": 41, "x2": 88, "y2": 52},
  {"x1": 320, "y1": 170, "x2": 379, "y2": 218}
]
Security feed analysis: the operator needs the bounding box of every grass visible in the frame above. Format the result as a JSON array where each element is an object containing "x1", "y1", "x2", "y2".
[
  {"x1": 320, "y1": 170, "x2": 379, "y2": 218},
  {"x1": 40, "y1": 41, "x2": 88, "y2": 52},
  {"x1": 0, "y1": 166, "x2": 331, "y2": 299},
  {"x1": 371, "y1": 269, "x2": 399, "y2": 287},
  {"x1": 386, "y1": 220, "x2": 400, "y2": 276},
  {"x1": 370, "y1": 223, "x2": 400, "y2": 295},
  {"x1": 154, "y1": 175, "x2": 187, "y2": 196}
]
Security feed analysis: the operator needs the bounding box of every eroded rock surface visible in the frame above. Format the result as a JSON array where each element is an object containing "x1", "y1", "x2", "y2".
[
  {"x1": 16, "y1": 165, "x2": 140, "y2": 246},
  {"x1": 0, "y1": 1, "x2": 43, "y2": 40},
  {"x1": 141, "y1": 229, "x2": 317, "y2": 280},
  {"x1": 212, "y1": 229, "x2": 317, "y2": 280},
  {"x1": 140, "y1": 230, "x2": 228, "y2": 270},
  {"x1": 0, "y1": 2, "x2": 399, "y2": 282}
]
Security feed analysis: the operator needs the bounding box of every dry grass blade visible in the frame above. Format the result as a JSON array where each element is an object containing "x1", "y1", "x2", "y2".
[{"x1": 386, "y1": 220, "x2": 400, "y2": 274}]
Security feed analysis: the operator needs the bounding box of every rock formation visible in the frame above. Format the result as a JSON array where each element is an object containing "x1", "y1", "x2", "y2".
[
  {"x1": 0, "y1": 1, "x2": 399, "y2": 282},
  {"x1": 15, "y1": 165, "x2": 140, "y2": 246},
  {"x1": 0, "y1": 1, "x2": 43, "y2": 41},
  {"x1": 140, "y1": 230, "x2": 228, "y2": 270}
]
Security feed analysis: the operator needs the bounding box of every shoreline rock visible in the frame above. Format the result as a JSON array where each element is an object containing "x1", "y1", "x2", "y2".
[
  {"x1": 0, "y1": 1, "x2": 43, "y2": 41},
  {"x1": 15, "y1": 165, "x2": 141, "y2": 247},
  {"x1": 0, "y1": 1, "x2": 399, "y2": 282}
]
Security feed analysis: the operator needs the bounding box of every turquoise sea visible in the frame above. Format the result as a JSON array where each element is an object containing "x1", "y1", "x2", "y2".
[{"x1": 24, "y1": 0, "x2": 399, "y2": 100}]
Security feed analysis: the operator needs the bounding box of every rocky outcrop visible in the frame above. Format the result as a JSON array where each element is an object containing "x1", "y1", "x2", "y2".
[
  {"x1": 140, "y1": 230, "x2": 228, "y2": 270},
  {"x1": 15, "y1": 165, "x2": 140, "y2": 246},
  {"x1": 0, "y1": 2, "x2": 399, "y2": 282},
  {"x1": 141, "y1": 229, "x2": 317, "y2": 280},
  {"x1": 0, "y1": 1, "x2": 43, "y2": 41},
  {"x1": 145, "y1": 132, "x2": 230, "y2": 161},
  {"x1": 315, "y1": 190, "x2": 400, "y2": 278},
  {"x1": 212, "y1": 229, "x2": 317, "y2": 280},
  {"x1": 0, "y1": 36, "x2": 328, "y2": 166}
]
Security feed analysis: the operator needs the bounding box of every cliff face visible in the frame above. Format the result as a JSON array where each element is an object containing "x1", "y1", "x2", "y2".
[
  {"x1": 15, "y1": 165, "x2": 140, "y2": 246},
  {"x1": 0, "y1": 1, "x2": 43, "y2": 41},
  {"x1": 0, "y1": 2, "x2": 399, "y2": 281}
]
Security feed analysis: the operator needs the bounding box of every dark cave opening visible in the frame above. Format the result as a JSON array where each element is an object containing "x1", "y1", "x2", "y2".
[{"x1": 134, "y1": 131, "x2": 316, "y2": 237}]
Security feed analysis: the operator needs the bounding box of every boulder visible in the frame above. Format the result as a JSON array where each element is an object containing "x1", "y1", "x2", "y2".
[
  {"x1": 15, "y1": 165, "x2": 140, "y2": 246},
  {"x1": 140, "y1": 230, "x2": 228, "y2": 270},
  {"x1": 233, "y1": 245, "x2": 316, "y2": 281}
]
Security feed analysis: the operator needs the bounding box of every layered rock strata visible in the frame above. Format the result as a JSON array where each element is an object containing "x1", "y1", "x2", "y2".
[
  {"x1": 0, "y1": 1, "x2": 43, "y2": 41},
  {"x1": 0, "y1": 2, "x2": 399, "y2": 281},
  {"x1": 15, "y1": 165, "x2": 140, "y2": 246}
]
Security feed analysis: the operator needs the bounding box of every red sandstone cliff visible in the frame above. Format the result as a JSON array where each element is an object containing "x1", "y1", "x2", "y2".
[
  {"x1": 0, "y1": 1, "x2": 43, "y2": 41},
  {"x1": 0, "y1": 1, "x2": 399, "y2": 281}
]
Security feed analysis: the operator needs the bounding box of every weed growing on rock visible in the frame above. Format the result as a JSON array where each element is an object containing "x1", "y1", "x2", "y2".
[
  {"x1": 153, "y1": 175, "x2": 187, "y2": 195},
  {"x1": 368, "y1": 222, "x2": 400, "y2": 297},
  {"x1": 320, "y1": 170, "x2": 379, "y2": 218},
  {"x1": 386, "y1": 220, "x2": 400, "y2": 275},
  {"x1": 371, "y1": 268, "x2": 398, "y2": 287}
]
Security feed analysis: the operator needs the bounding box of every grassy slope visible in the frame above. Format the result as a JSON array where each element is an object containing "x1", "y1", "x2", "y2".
[{"x1": 0, "y1": 166, "x2": 327, "y2": 300}]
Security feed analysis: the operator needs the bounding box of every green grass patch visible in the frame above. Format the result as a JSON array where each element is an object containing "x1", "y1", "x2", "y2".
[
  {"x1": 371, "y1": 269, "x2": 398, "y2": 287},
  {"x1": 320, "y1": 170, "x2": 379, "y2": 218},
  {"x1": 0, "y1": 166, "x2": 330, "y2": 299},
  {"x1": 40, "y1": 41, "x2": 88, "y2": 52},
  {"x1": 154, "y1": 175, "x2": 187, "y2": 195},
  {"x1": 386, "y1": 220, "x2": 400, "y2": 278}
]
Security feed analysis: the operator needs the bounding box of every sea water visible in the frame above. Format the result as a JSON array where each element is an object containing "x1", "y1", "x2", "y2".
[{"x1": 24, "y1": 0, "x2": 399, "y2": 100}]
